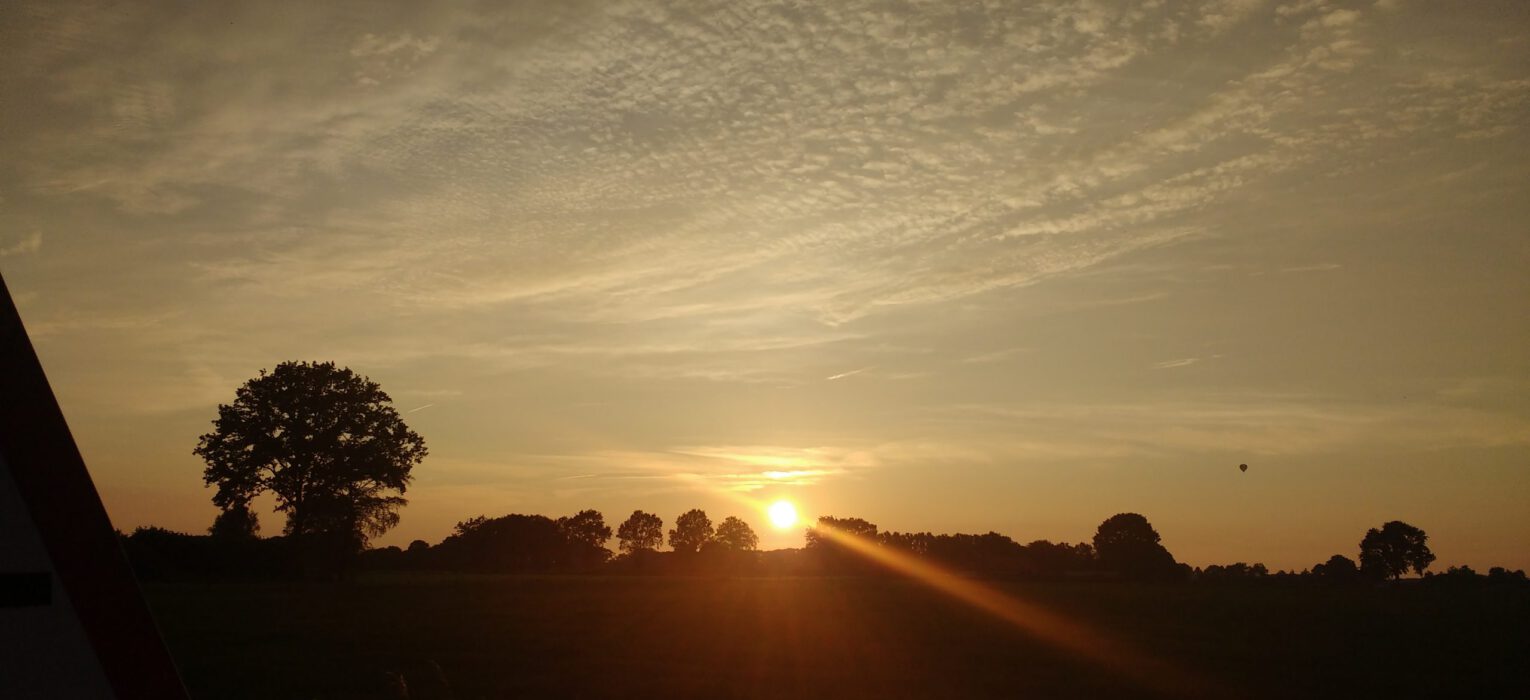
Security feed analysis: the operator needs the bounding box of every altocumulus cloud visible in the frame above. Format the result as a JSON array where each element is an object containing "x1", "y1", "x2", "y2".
[
  {"x1": 10, "y1": 0, "x2": 1525, "y2": 349},
  {"x1": 0, "y1": 232, "x2": 41, "y2": 257},
  {"x1": 2, "y1": 0, "x2": 1527, "y2": 547}
]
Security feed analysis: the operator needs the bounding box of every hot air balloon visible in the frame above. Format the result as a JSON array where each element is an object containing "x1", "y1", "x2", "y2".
[{"x1": 1239, "y1": 463, "x2": 1248, "y2": 473}]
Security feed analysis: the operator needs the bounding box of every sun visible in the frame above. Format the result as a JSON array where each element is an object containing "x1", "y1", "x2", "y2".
[{"x1": 767, "y1": 500, "x2": 798, "y2": 529}]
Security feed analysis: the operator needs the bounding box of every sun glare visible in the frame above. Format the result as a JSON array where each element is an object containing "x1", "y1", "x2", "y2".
[{"x1": 767, "y1": 500, "x2": 798, "y2": 529}]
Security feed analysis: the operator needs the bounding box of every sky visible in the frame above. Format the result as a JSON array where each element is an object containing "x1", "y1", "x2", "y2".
[{"x1": 2, "y1": 0, "x2": 1527, "y2": 570}]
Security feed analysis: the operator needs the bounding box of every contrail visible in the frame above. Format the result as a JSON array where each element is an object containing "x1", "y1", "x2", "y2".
[
  {"x1": 405, "y1": 403, "x2": 436, "y2": 413},
  {"x1": 825, "y1": 366, "x2": 872, "y2": 381}
]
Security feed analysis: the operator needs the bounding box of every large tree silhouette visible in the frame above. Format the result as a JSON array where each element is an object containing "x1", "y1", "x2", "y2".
[
  {"x1": 1092, "y1": 513, "x2": 1179, "y2": 580},
  {"x1": 669, "y1": 509, "x2": 714, "y2": 554},
  {"x1": 193, "y1": 361, "x2": 425, "y2": 552},
  {"x1": 1358, "y1": 521, "x2": 1435, "y2": 580},
  {"x1": 617, "y1": 510, "x2": 664, "y2": 554}
]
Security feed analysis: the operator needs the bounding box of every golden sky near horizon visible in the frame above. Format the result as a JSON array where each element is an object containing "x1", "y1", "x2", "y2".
[{"x1": 2, "y1": 0, "x2": 1527, "y2": 570}]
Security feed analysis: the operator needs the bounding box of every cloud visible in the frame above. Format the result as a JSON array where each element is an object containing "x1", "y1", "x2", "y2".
[
  {"x1": 12, "y1": 0, "x2": 1520, "y2": 350},
  {"x1": 960, "y1": 347, "x2": 1032, "y2": 364},
  {"x1": 1154, "y1": 358, "x2": 1202, "y2": 369},
  {"x1": 510, "y1": 444, "x2": 881, "y2": 495},
  {"x1": 1198, "y1": 0, "x2": 1269, "y2": 34},
  {"x1": 3, "y1": 0, "x2": 1527, "y2": 539},
  {"x1": 0, "y1": 231, "x2": 41, "y2": 257},
  {"x1": 931, "y1": 395, "x2": 1530, "y2": 458},
  {"x1": 1279, "y1": 263, "x2": 1342, "y2": 273},
  {"x1": 0, "y1": 5, "x2": 1209, "y2": 313},
  {"x1": 350, "y1": 32, "x2": 440, "y2": 86}
]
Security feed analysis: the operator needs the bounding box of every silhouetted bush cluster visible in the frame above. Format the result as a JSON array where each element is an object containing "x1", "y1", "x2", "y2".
[
  {"x1": 119, "y1": 527, "x2": 298, "y2": 580},
  {"x1": 357, "y1": 511, "x2": 615, "y2": 574},
  {"x1": 1420, "y1": 565, "x2": 1529, "y2": 588},
  {"x1": 804, "y1": 512, "x2": 1183, "y2": 580},
  {"x1": 834, "y1": 527, "x2": 1100, "y2": 578},
  {"x1": 1196, "y1": 562, "x2": 1270, "y2": 581}
]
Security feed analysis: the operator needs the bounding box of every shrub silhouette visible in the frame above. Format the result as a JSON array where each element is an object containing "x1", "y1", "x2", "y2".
[{"x1": 1312, "y1": 554, "x2": 1360, "y2": 582}]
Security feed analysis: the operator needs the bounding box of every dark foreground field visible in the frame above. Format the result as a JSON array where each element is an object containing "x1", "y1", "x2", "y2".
[{"x1": 144, "y1": 576, "x2": 1529, "y2": 699}]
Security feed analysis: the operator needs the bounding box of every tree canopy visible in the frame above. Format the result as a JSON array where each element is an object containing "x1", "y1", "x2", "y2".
[
  {"x1": 617, "y1": 510, "x2": 664, "y2": 553},
  {"x1": 803, "y1": 516, "x2": 880, "y2": 573},
  {"x1": 669, "y1": 509, "x2": 714, "y2": 554},
  {"x1": 1312, "y1": 554, "x2": 1360, "y2": 581},
  {"x1": 558, "y1": 509, "x2": 614, "y2": 566},
  {"x1": 1093, "y1": 513, "x2": 1180, "y2": 580},
  {"x1": 208, "y1": 502, "x2": 260, "y2": 540},
  {"x1": 431, "y1": 513, "x2": 614, "y2": 572},
  {"x1": 710, "y1": 516, "x2": 759, "y2": 552},
  {"x1": 193, "y1": 361, "x2": 426, "y2": 551},
  {"x1": 559, "y1": 510, "x2": 612, "y2": 548},
  {"x1": 1359, "y1": 521, "x2": 1435, "y2": 580},
  {"x1": 805, "y1": 516, "x2": 879, "y2": 549},
  {"x1": 438, "y1": 514, "x2": 563, "y2": 571}
]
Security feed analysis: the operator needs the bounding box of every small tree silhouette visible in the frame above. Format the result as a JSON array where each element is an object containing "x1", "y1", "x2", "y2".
[
  {"x1": 558, "y1": 509, "x2": 613, "y2": 566},
  {"x1": 668, "y1": 509, "x2": 714, "y2": 554},
  {"x1": 617, "y1": 510, "x2": 664, "y2": 554},
  {"x1": 710, "y1": 516, "x2": 759, "y2": 552},
  {"x1": 1312, "y1": 554, "x2": 1360, "y2": 581},
  {"x1": 208, "y1": 502, "x2": 260, "y2": 540}
]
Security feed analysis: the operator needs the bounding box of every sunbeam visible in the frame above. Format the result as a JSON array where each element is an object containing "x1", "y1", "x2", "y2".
[
  {"x1": 809, "y1": 523, "x2": 1220, "y2": 698},
  {"x1": 674, "y1": 475, "x2": 1219, "y2": 697}
]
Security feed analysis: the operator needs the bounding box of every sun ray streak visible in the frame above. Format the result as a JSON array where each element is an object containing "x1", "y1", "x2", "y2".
[
  {"x1": 810, "y1": 525, "x2": 1220, "y2": 698},
  {"x1": 670, "y1": 475, "x2": 1219, "y2": 697}
]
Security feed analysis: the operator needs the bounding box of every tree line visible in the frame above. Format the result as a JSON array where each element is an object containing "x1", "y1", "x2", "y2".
[
  {"x1": 119, "y1": 505, "x2": 1528, "y2": 587},
  {"x1": 121, "y1": 506, "x2": 769, "y2": 579},
  {"x1": 122, "y1": 360, "x2": 1525, "y2": 585}
]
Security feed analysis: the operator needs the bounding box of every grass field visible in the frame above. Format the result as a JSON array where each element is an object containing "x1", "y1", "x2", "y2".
[{"x1": 144, "y1": 575, "x2": 1530, "y2": 699}]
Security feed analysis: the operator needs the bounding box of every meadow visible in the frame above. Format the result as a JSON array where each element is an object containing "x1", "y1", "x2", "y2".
[{"x1": 144, "y1": 575, "x2": 1529, "y2": 699}]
